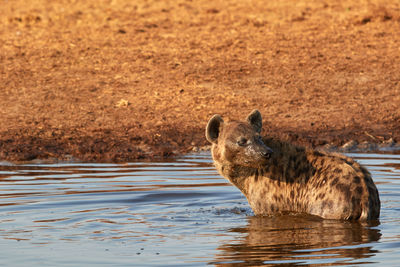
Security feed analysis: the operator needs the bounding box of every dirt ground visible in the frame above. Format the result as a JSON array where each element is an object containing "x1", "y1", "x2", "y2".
[{"x1": 1, "y1": 0, "x2": 400, "y2": 162}]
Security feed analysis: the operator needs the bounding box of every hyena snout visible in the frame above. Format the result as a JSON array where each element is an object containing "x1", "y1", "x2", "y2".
[
  {"x1": 260, "y1": 146, "x2": 273, "y2": 159},
  {"x1": 250, "y1": 139, "x2": 273, "y2": 159}
]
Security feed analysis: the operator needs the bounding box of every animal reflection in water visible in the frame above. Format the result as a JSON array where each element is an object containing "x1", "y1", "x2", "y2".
[{"x1": 212, "y1": 215, "x2": 381, "y2": 266}]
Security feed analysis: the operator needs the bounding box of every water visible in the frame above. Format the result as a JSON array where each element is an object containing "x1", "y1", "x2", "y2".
[{"x1": 0, "y1": 152, "x2": 399, "y2": 266}]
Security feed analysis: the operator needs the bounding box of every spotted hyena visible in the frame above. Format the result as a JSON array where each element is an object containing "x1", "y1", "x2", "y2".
[{"x1": 206, "y1": 110, "x2": 380, "y2": 220}]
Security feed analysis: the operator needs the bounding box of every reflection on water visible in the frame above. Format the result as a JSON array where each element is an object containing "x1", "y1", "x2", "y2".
[
  {"x1": 0, "y1": 153, "x2": 399, "y2": 266},
  {"x1": 214, "y1": 216, "x2": 381, "y2": 266}
]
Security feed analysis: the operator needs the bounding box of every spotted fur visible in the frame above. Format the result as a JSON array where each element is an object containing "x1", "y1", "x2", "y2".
[{"x1": 206, "y1": 110, "x2": 380, "y2": 220}]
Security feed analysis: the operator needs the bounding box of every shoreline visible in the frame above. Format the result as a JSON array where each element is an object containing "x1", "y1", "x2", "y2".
[{"x1": 1, "y1": 131, "x2": 399, "y2": 164}]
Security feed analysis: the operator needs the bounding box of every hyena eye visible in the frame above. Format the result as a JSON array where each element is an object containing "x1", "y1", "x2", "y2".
[{"x1": 237, "y1": 137, "x2": 248, "y2": 146}]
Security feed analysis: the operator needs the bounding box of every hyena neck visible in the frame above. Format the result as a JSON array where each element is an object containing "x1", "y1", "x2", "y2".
[
  {"x1": 212, "y1": 146, "x2": 255, "y2": 192},
  {"x1": 262, "y1": 138, "x2": 315, "y2": 184},
  {"x1": 213, "y1": 160, "x2": 255, "y2": 193}
]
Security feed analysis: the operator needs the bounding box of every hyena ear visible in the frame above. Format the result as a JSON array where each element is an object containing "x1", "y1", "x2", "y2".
[
  {"x1": 246, "y1": 109, "x2": 262, "y2": 133},
  {"x1": 206, "y1": 114, "x2": 224, "y2": 144}
]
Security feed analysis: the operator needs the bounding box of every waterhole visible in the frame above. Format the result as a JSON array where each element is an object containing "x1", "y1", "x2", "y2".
[{"x1": 0, "y1": 152, "x2": 399, "y2": 266}]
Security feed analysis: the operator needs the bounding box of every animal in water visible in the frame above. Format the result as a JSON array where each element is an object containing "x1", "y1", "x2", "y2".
[{"x1": 205, "y1": 110, "x2": 380, "y2": 220}]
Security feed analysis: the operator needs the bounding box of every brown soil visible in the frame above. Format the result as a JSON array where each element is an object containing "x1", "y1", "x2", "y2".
[{"x1": 1, "y1": 0, "x2": 400, "y2": 162}]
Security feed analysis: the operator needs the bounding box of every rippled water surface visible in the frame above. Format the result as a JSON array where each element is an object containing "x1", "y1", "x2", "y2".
[{"x1": 0, "y1": 152, "x2": 400, "y2": 266}]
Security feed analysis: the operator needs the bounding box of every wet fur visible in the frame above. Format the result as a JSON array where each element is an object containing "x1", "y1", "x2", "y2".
[{"x1": 207, "y1": 110, "x2": 380, "y2": 220}]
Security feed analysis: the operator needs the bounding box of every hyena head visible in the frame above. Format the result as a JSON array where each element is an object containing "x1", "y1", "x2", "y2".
[{"x1": 206, "y1": 110, "x2": 273, "y2": 168}]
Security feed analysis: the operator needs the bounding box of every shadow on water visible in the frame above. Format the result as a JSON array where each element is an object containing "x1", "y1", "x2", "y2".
[{"x1": 213, "y1": 215, "x2": 381, "y2": 266}]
